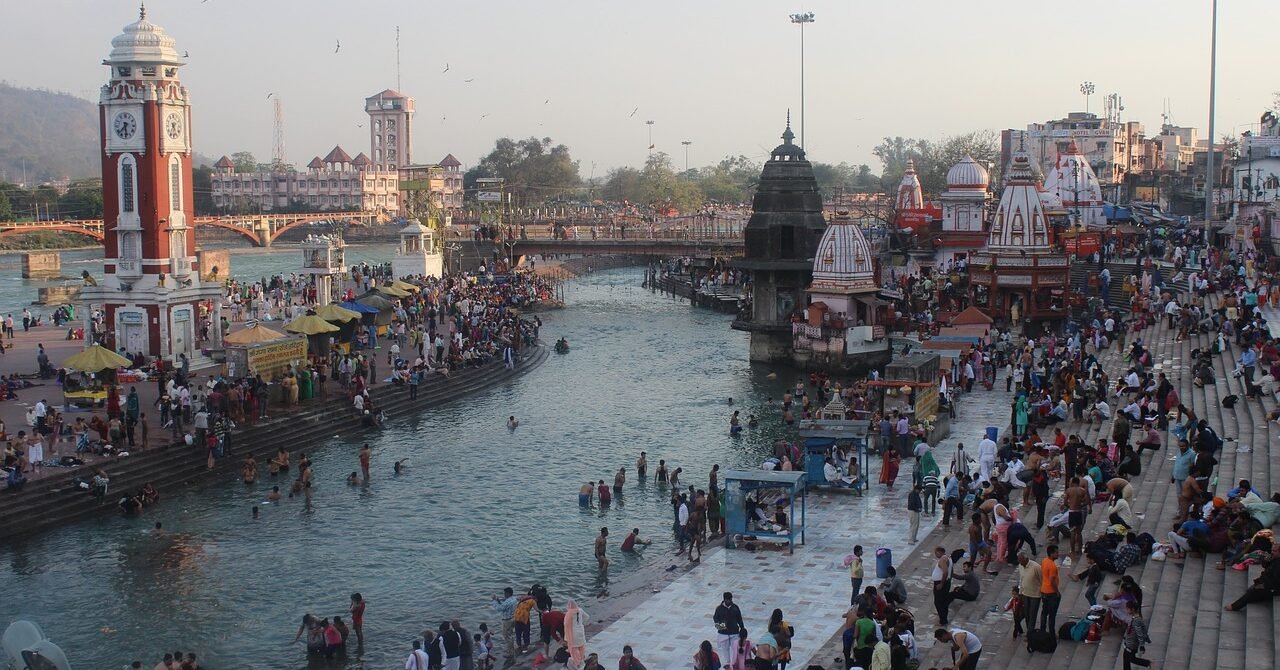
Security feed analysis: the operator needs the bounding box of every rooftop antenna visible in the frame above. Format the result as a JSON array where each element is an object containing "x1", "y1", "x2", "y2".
[{"x1": 396, "y1": 26, "x2": 401, "y2": 92}]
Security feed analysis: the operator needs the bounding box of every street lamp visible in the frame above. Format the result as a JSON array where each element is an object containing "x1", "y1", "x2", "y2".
[
  {"x1": 1080, "y1": 81, "x2": 1095, "y2": 114},
  {"x1": 646, "y1": 120, "x2": 655, "y2": 156},
  {"x1": 789, "y1": 11, "x2": 815, "y2": 149},
  {"x1": 681, "y1": 140, "x2": 692, "y2": 171},
  {"x1": 1204, "y1": 0, "x2": 1219, "y2": 226}
]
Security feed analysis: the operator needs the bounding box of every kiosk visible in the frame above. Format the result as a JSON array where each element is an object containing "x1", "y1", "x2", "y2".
[
  {"x1": 722, "y1": 470, "x2": 806, "y2": 554},
  {"x1": 799, "y1": 419, "x2": 871, "y2": 492}
]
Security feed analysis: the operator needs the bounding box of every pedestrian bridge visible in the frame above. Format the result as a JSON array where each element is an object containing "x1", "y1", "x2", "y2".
[
  {"x1": 0, "y1": 211, "x2": 384, "y2": 247},
  {"x1": 509, "y1": 237, "x2": 743, "y2": 258}
]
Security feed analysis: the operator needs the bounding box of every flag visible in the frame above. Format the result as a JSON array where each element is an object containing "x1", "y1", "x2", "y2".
[{"x1": 648, "y1": 144, "x2": 655, "y2": 150}]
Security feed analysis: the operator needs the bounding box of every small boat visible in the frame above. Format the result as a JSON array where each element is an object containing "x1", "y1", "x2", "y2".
[
  {"x1": 2, "y1": 620, "x2": 72, "y2": 670},
  {"x1": 554, "y1": 338, "x2": 570, "y2": 354}
]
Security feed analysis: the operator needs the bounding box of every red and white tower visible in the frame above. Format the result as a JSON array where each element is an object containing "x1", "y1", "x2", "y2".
[{"x1": 82, "y1": 5, "x2": 222, "y2": 361}]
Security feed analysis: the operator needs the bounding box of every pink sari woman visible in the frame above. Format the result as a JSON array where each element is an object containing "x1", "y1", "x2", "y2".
[
  {"x1": 563, "y1": 598, "x2": 588, "y2": 667},
  {"x1": 879, "y1": 449, "x2": 901, "y2": 488},
  {"x1": 993, "y1": 502, "x2": 1015, "y2": 562}
]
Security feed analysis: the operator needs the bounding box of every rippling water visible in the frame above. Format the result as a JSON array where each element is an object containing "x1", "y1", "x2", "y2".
[{"x1": 0, "y1": 267, "x2": 798, "y2": 668}]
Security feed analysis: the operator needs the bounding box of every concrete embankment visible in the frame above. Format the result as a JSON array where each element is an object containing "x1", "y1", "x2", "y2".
[{"x1": 0, "y1": 345, "x2": 549, "y2": 541}]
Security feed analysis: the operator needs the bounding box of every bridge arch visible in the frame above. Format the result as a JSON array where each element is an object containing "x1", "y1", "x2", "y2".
[
  {"x1": 194, "y1": 219, "x2": 262, "y2": 246},
  {"x1": 0, "y1": 225, "x2": 104, "y2": 242}
]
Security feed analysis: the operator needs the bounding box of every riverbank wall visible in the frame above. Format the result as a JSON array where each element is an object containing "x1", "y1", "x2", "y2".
[{"x1": 0, "y1": 345, "x2": 549, "y2": 541}]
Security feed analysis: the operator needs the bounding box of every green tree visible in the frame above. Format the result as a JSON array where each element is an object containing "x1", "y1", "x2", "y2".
[
  {"x1": 0, "y1": 183, "x2": 15, "y2": 222},
  {"x1": 191, "y1": 165, "x2": 215, "y2": 215},
  {"x1": 56, "y1": 178, "x2": 103, "y2": 219},
  {"x1": 231, "y1": 151, "x2": 258, "y2": 173},
  {"x1": 875, "y1": 131, "x2": 1000, "y2": 196},
  {"x1": 637, "y1": 153, "x2": 703, "y2": 213},
  {"x1": 465, "y1": 137, "x2": 581, "y2": 204},
  {"x1": 601, "y1": 166, "x2": 643, "y2": 203}
]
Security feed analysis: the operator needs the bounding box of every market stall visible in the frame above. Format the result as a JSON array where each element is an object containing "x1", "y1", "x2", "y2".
[{"x1": 722, "y1": 470, "x2": 806, "y2": 554}]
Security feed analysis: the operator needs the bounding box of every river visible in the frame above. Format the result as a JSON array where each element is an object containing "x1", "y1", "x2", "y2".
[{"x1": 0, "y1": 265, "x2": 799, "y2": 669}]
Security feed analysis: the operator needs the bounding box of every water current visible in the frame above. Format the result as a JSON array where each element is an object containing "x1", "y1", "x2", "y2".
[{"x1": 0, "y1": 261, "x2": 797, "y2": 669}]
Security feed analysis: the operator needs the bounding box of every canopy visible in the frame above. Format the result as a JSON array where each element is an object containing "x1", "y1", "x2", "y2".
[
  {"x1": 62, "y1": 344, "x2": 131, "y2": 372},
  {"x1": 339, "y1": 300, "x2": 379, "y2": 314},
  {"x1": 223, "y1": 323, "x2": 289, "y2": 345},
  {"x1": 284, "y1": 315, "x2": 340, "y2": 335},
  {"x1": 390, "y1": 280, "x2": 421, "y2": 293},
  {"x1": 356, "y1": 293, "x2": 395, "y2": 310},
  {"x1": 376, "y1": 284, "x2": 411, "y2": 298},
  {"x1": 313, "y1": 303, "x2": 361, "y2": 322}
]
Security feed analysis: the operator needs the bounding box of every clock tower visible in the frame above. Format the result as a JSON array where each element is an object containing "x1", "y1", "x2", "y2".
[{"x1": 82, "y1": 5, "x2": 222, "y2": 361}]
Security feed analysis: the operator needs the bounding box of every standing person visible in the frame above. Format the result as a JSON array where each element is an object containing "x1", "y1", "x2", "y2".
[
  {"x1": 907, "y1": 484, "x2": 923, "y2": 543},
  {"x1": 439, "y1": 621, "x2": 463, "y2": 670},
  {"x1": 350, "y1": 593, "x2": 366, "y2": 648},
  {"x1": 636, "y1": 452, "x2": 647, "y2": 478},
  {"x1": 491, "y1": 587, "x2": 518, "y2": 666},
  {"x1": 594, "y1": 527, "x2": 609, "y2": 571},
  {"x1": 1064, "y1": 476, "x2": 1089, "y2": 555},
  {"x1": 1016, "y1": 551, "x2": 1043, "y2": 633},
  {"x1": 359, "y1": 443, "x2": 371, "y2": 484},
  {"x1": 934, "y1": 628, "x2": 982, "y2": 670},
  {"x1": 452, "y1": 621, "x2": 473, "y2": 670},
  {"x1": 406, "y1": 640, "x2": 430, "y2": 670},
  {"x1": 125, "y1": 386, "x2": 141, "y2": 446},
  {"x1": 1121, "y1": 600, "x2": 1152, "y2": 669},
  {"x1": 713, "y1": 592, "x2": 744, "y2": 667},
  {"x1": 1040, "y1": 545, "x2": 1061, "y2": 634},
  {"x1": 846, "y1": 545, "x2": 865, "y2": 606},
  {"x1": 932, "y1": 546, "x2": 953, "y2": 625},
  {"x1": 563, "y1": 599, "x2": 588, "y2": 668}
]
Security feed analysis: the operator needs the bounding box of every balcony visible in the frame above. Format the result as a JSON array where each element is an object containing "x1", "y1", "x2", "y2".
[
  {"x1": 170, "y1": 257, "x2": 192, "y2": 278},
  {"x1": 116, "y1": 259, "x2": 142, "y2": 278}
]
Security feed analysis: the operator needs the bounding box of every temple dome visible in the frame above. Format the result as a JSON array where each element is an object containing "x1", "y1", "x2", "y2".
[
  {"x1": 1042, "y1": 142, "x2": 1104, "y2": 205},
  {"x1": 946, "y1": 155, "x2": 989, "y2": 191},
  {"x1": 988, "y1": 151, "x2": 1052, "y2": 252},
  {"x1": 810, "y1": 215, "x2": 876, "y2": 293},
  {"x1": 105, "y1": 5, "x2": 182, "y2": 66},
  {"x1": 895, "y1": 159, "x2": 924, "y2": 210}
]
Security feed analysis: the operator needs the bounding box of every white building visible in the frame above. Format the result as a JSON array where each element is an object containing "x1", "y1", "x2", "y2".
[{"x1": 1041, "y1": 142, "x2": 1106, "y2": 228}]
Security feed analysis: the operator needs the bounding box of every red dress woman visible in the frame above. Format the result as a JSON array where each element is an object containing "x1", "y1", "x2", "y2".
[{"x1": 880, "y1": 448, "x2": 901, "y2": 488}]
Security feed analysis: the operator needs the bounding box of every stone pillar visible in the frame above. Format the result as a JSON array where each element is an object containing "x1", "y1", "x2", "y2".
[{"x1": 22, "y1": 252, "x2": 61, "y2": 279}]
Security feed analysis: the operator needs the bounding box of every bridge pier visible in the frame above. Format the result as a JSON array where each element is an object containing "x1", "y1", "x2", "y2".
[
  {"x1": 254, "y1": 220, "x2": 273, "y2": 247},
  {"x1": 22, "y1": 252, "x2": 61, "y2": 279}
]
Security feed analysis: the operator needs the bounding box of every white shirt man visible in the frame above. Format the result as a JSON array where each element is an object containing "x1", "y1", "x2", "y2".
[
  {"x1": 353, "y1": 394, "x2": 365, "y2": 412},
  {"x1": 1093, "y1": 400, "x2": 1111, "y2": 419},
  {"x1": 677, "y1": 500, "x2": 689, "y2": 529},
  {"x1": 976, "y1": 437, "x2": 998, "y2": 483},
  {"x1": 1125, "y1": 370, "x2": 1140, "y2": 389},
  {"x1": 1000, "y1": 460, "x2": 1027, "y2": 489},
  {"x1": 33, "y1": 399, "x2": 47, "y2": 421},
  {"x1": 405, "y1": 645, "x2": 430, "y2": 670}
]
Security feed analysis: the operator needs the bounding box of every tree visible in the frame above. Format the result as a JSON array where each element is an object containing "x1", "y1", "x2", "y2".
[
  {"x1": 0, "y1": 187, "x2": 11, "y2": 222},
  {"x1": 465, "y1": 137, "x2": 581, "y2": 204},
  {"x1": 231, "y1": 151, "x2": 258, "y2": 173},
  {"x1": 636, "y1": 153, "x2": 702, "y2": 213},
  {"x1": 56, "y1": 178, "x2": 103, "y2": 219},
  {"x1": 874, "y1": 131, "x2": 1001, "y2": 196},
  {"x1": 191, "y1": 165, "x2": 215, "y2": 215},
  {"x1": 601, "y1": 166, "x2": 643, "y2": 203}
]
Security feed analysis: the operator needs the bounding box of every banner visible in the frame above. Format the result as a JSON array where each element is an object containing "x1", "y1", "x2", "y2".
[{"x1": 1062, "y1": 232, "x2": 1101, "y2": 256}]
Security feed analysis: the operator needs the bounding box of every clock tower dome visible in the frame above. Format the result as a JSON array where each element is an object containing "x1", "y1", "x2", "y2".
[{"x1": 83, "y1": 5, "x2": 222, "y2": 361}]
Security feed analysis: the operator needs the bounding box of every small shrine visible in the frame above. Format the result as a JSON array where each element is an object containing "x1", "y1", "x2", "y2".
[
  {"x1": 967, "y1": 149, "x2": 1071, "y2": 325},
  {"x1": 391, "y1": 219, "x2": 444, "y2": 280},
  {"x1": 1041, "y1": 142, "x2": 1106, "y2": 229},
  {"x1": 300, "y1": 233, "x2": 346, "y2": 305}
]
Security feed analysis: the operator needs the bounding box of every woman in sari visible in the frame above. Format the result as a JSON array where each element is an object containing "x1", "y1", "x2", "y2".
[
  {"x1": 880, "y1": 448, "x2": 901, "y2": 489},
  {"x1": 563, "y1": 598, "x2": 588, "y2": 667}
]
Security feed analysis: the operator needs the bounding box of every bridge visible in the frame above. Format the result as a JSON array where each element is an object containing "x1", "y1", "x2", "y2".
[
  {"x1": 0, "y1": 211, "x2": 384, "y2": 247},
  {"x1": 508, "y1": 236, "x2": 743, "y2": 259}
]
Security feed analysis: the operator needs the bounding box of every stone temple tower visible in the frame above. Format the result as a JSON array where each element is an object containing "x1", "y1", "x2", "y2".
[{"x1": 731, "y1": 118, "x2": 827, "y2": 363}]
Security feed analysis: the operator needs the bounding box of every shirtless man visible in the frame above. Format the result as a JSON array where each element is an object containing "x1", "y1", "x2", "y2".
[
  {"x1": 266, "y1": 485, "x2": 281, "y2": 502},
  {"x1": 670, "y1": 467, "x2": 682, "y2": 488},
  {"x1": 636, "y1": 452, "x2": 647, "y2": 478},
  {"x1": 613, "y1": 467, "x2": 625, "y2": 495},
  {"x1": 655, "y1": 460, "x2": 668, "y2": 484},
  {"x1": 1106, "y1": 477, "x2": 1135, "y2": 504},
  {"x1": 241, "y1": 455, "x2": 257, "y2": 484},
  {"x1": 579, "y1": 482, "x2": 594, "y2": 507},
  {"x1": 594, "y1": 527, "x2": 609, "y2": 570},
  {"x1": 1063, "y1": 477, "x2": 1090, "y2": 555},
  {"x1": 358, "y1": 443, "x2": 371, "y2": 483}
]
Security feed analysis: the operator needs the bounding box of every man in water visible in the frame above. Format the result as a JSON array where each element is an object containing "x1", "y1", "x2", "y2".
[
  {"x1": 359, "y1": 443, "x2": 371, "y2": 483},
  {"x1": 507, "y1": 416, "x2": 519, "y2": 429},
  {"x1": 620, "y1": 528, "x2": 651, "y2": 553},
  {"x1": 394, "y1": 459, "x2": 409, "y2": 475},
  {"x1": 595, "y1": 527, "x2": 609, "y2": 570},
  {"x1": 636, "y1": 452, "x2": 647, "y2": 478}
]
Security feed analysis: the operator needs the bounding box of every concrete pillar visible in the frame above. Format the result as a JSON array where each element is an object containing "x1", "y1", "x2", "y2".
[{"x1": 22, "y1": 252, "x2": 61, "y2": 279}]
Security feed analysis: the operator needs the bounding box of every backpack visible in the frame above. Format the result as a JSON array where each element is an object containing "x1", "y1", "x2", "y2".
[
  {"x1": 1222, "y1": 394, "x2": 1239, "y2": 409},
  {"x1": 1059, "y1": 621, "x2": 1079, "y2": 641},
  {"x1": 1071, "y1": 618, "x2": 1093, "y2": 641},
  {"x1": 1027, "y1": 628, "x2": 1058, "y2": 654}
]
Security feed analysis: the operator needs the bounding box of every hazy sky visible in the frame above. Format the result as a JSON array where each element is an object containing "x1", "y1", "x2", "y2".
[{"x1": 3, "y1": 0, "x2": 1275, "y2": 175}]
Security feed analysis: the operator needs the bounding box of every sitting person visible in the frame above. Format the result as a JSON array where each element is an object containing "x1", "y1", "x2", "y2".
[
  {"x1": 4, "y1": 465, "x2": 26, "y2": 490},
  {"x1": 1088, "y1": 532, "x2": 1143, "y2": 574},
  {"x1": 1224, "y1": 545, "x2": 1280, "y2": 611},
  {"x1": 823, "y1": 457, "x2": 856, "y2": 488},
  {"x1": 139, "y1": 482, "x2": 159, "y2": 505},
  {"x1": 880, "y1": 566, "x2": 908, "y2": 606},
  {"x1": 949, "y1": 561, "x2": 981, "y2": 602}
]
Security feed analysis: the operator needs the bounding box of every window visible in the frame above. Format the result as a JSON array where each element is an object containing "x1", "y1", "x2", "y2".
[
  {"x1": 119, "y1": 156, "x2": 136, "y2": 213},
  {"x1": 164, "y1": 67, "x2": 177, "y2": 78},
  {"x1": 388, "y1": 134, "x2": 396, "y2": 146},
  {"x1": 116, "y1": 66, "x2": 132, "y2": 78},
  {"x1": 141, "y1": 66, "x2": 156, "y2": 77},
  {"x1": 170, "y1": 158, "x2": 183, "y2": 208}
]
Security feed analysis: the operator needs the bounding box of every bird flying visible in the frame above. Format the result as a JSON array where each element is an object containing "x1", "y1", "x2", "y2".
[
  {"x1": 266, "y1": 92, "x2": 273, "y2": 99},
  {"x1": 183, "y1": 51, "x2": 189, "y2": 58},
  {"x1": 442, "y1": 63, "x2": 450, "y2": 73},
  {"x1": 629, "y1": 107, "x2": 638, "y2": 118},
  {"x1": 464, "y1": 78, "x2": 475, "y2": 83},
  {"x1": 334, "y1": 40, "x2": 340, "y2": 54}
]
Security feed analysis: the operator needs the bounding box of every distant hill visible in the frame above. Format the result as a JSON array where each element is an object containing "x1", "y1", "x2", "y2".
[{"x1": 0, "y1": 82, "x2": 101, "y2": 183}]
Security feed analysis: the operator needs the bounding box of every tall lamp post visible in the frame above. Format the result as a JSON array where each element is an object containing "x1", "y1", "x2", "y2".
[
  {"x1": 681, "y1": 140, "x2": 692, "y2": 171},
  {"x1": 1204, "y1": 0, "x2": 1219, "y2": 226},
  {"x1": 789, "y1": 11, "x2": 815, "y2": 149},
  {"x1": 646, "y1": 120, "x2": 655, "y2": 156},
  {"x1": 1080, "y1": 81, "x2": 1095, "y2": 114}
]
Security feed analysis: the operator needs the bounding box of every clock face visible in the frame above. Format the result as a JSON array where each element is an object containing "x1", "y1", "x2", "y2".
[
  {"x1": 165, "y1": 112, "x2": 184, "y2": 140},
  {"x1": 113, "y1": 112, "x2": 137, "y2": 140}
]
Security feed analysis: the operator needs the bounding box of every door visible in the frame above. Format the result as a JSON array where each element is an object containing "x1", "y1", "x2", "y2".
[{"x1": 125, "y1": 325, "x2": 145, "y2": 355}]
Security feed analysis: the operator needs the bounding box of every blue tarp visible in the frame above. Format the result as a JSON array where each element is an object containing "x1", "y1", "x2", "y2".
[
  {"x1": 339, "y1": 301, "x2": 379, "y2": 314},
  {"x1": 1104, "y1": 203, "x2": 1133, "y2": 221}
]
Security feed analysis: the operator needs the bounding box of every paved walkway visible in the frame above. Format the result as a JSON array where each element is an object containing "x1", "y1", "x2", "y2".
[{"x1": 582, "y1": 386, "x2": 1013, "y2": 668}]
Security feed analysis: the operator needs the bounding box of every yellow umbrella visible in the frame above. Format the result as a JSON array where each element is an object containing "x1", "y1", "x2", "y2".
[
  {"x1": 391, "y1": 280, "x2": 421, "y2": 293},
  {"x1": 223, "y1": 323, "x2": 289, "y2": 345},
  {"x1": 376, "y1": 284, "x2": 411, "y2": 298},
  {"x1": 313, "y1": 303, "x2": 361, "y2": 323},
  {"x1": 62, "y1": 344, "x2": 132, "y2": 372},
  {"x1": 284, "y1": 315, "x2": 340, "y2": 335}
]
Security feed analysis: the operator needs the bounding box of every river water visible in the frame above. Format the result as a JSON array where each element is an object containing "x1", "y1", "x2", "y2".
[{"x1": 0, "y1": 264, "x2": 799, "y2": 669}]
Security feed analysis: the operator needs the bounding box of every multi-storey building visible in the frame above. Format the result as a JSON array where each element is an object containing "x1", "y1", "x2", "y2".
[
  {"x1": 365, "y1": 89, "x2": 414, "y2": 172},
  {"x1": 209, "y1": 146, "x2": 400, "y2": 214},
  {"x1": 1004, "y1": 112, "x2": 1146, "y2": 195}
]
